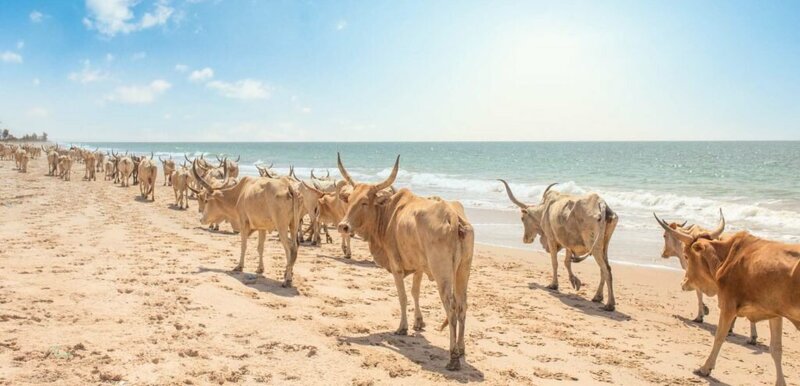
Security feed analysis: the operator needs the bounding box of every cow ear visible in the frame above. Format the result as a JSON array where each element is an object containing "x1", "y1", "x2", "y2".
[
  {"x1": 521, "y1": 209, "x2": 528, "y2": 215},
  {"x1": 692, "y1": 243, "x2": 703, "y2": 252},
  {"x1": 375, "y1": 192, "x2": 391, "y2": 206},
  {"x1": 339, "y1": 191, "x2": 350, "y2": 203}
]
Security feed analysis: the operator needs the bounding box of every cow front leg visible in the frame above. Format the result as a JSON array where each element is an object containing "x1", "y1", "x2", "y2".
[
  {"x1": 233, "y1": 225, "x2": 249, "y2": 272},
  {"x1": 546, "y1": 250, "x2": 559, "y2": 290},
  {"x1": 564, "y1": 250, "x2": 581, "y2": 291},
  {"x1": 591, "y1": 254, "x2": 606, "y2": 304},
  {"x1": 598, "y1": 254, "x2": 615, "y2": 311},
  {"x1": 324, "y1": 224, "x2": 333, "y2": 244},
  {"x1": 342, "y1": 232, "x2": 351, "y2": 259},
  {"x1": 278, "y1": 228, "x2": 298, "y2": 287},
  {"x1": 411, "y1": 271, "x2": 425, "y2": 331},
  {"x1": 769, "y1": 317, "x2": 785, "y2": 386},
  {"x1": 695, "y1": 303, "x2": 736, "y2": 377},
  {"x1": 392, "y1": 271, "x2": 409, "y2": 335},
  {"x1": 747, "y1": 321, "x2": 758, "y2": 345},
  {"x1": 256, "y1": 230, "x2": 266, "y2": 274}
]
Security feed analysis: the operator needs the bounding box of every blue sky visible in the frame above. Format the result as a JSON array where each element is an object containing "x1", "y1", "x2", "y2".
[{"x1": 0, "y1": 0, "x2": 798, "y2": 141}]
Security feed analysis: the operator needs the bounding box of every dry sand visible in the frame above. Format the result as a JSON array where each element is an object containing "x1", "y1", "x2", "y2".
[{"x1": 1, "y1": 157, "x2": 797, "y2": 385}]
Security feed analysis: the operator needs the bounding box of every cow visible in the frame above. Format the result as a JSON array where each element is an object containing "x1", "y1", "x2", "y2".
[
  {"x1": 499, "y1": 180, "x2": 619, "y2": 311},
  {"x1": 138, "y1": 153, "x2": 157, "y2": 201},
  {"x1": 298, "y1": 180, "x2": 352, "y2": 257},
  {"x1": 658, "y1": 213, "x2": 758, "y2": 344},
  {"x1": 336, "y1": 154, "x2": 474, "y2": 371},
  {"x1": 58, "y1": 155, "x2": 73, "y2": 181},
  {"x1": 14, "y1": 147, "x2": 26, "y2": 170},
  {"x1": 311, "y1": 169, "x2": 338, "y2": 192},
  {"x1": 83, "y1": 151, "x2": 97, "y2": 181},
  {"x1": 171, "y1": 163, "x2": 190, "y2": 209},
  {"x1": 159, "y1": 156, "x2": 176, "y2": 186},
  {"x1": 95, "y1": 150, "x2": 106, "y2": 173},
  {"x1": 655, "y1": 220, "x2": 800, "y2": 386},
  {"x1": 18, "y1": 151, "x2": 29, "y2": 173},
  {"x1": 116, "y1": 153, "x2": 134, "y2": 187},
  {"x1": 192, "y1": 161, "x2": 301, "y2": 287},
  {"x1": 131, "y1": 155, "x2": 142, "y2": 185},
  {"x1": 103, "y1": 158, "x2": 114, "y2": 181}
]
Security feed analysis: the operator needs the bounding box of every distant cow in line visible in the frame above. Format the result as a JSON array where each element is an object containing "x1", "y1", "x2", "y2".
[
  {"x1": 171, "y1": 163, "x2": 190, "y2": 209},
  {"x1": 138, "y1": 153, "x2": 157, "y2": 201},
  {"x1": 337, "y1": 154, "x2": 474, "y2": 371},
  {"x1": 499, "y1": 180, "x2": 618, "y2": 311},
  {"x1": 160, "y1": 156, "x2": 175, "y2": 186},
  {"x1": 657, "y1": 219, "x2": 800, "y2": 386},
  {"x1": 658, "y1": 212, "x2": 758, "y2": 344}
]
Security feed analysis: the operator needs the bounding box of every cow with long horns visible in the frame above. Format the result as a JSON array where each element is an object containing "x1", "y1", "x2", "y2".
[
  {"x1": 499, "y1": 180, "x2": 619, "y2": 311},
  {"x1": 159, "y1": 155, "x2": 175, "y2": 186},
  {"x1": 337, "y1": 154, "x2": 474, "y2": 371}
]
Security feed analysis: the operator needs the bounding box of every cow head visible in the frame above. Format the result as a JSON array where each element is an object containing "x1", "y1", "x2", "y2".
[
  {"x1": 654, "y1": 210, "x2": 725, "y2": 296},
  {"x1": 191, "y1": 160, "x2": 233, "y2": 226},
  {"x1": 336, "y1": 153, "x2": 398, "y2": 238},
  {"x1": 660, "y1": 220, "x2": 688, "y2": 258},
  {"x1": 498, "y1": 180, "x2": 555, "y2": 245}
]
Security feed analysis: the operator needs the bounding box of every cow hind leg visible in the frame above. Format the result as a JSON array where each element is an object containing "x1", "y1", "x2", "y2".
[
  {"x1": 433, "y1": 277, "x2": 459, "y2": 371},
  {"x1": 234, "y1": 225, "x2": 250, "y2": 272},
  {"x1": 591, "y1": 254, "x2": 606, "y2": 303},
  {"x1": 769, "y1": 318, "x2": 786, "y2": 386},
  {"x1": 454, "y1": 255, "x2": 471, "y2": 360},
  {"x1": 277, "y1": 227, "x2": 298, "y2": 287},
  {"x1": 256, "y1": 230, "x2": 266, "y2": 274},
  {"x1": 696, "y1": 303, "x2": 737, "y2": 377},
  {"x1": 411, "y1": 271, "x2": 425, "y2": 331},
  {"x1": 694, "y1": 290, "x2": 708, "y2": 323},
  {"x1": 546, "y1": 250, "x2": 559, "y2": 290},
  {"x1": 599, "y1": 254, "x2": 615, "y2": 311},
  {"x1": 342, "y1": 233, "x2": 351, "y2": 258}
]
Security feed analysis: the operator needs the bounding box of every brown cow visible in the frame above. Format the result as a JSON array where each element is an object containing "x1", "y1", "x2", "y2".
[
  {"x1": 656, "y1": 218, "x2": 800, "y2": 386},
  {"x1": 337, "y1": 154, "x2": 474, "y2": 371}
]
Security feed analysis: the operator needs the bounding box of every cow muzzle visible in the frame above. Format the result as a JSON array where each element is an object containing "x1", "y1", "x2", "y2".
[
  {"x1": 338, "y1": 222, "x2": 350, "y2": 235},
  {"x1": 681, "y1": 278, "x2": 694, "y2": 291}
]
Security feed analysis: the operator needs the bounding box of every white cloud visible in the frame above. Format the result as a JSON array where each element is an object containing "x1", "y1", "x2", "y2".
[
  {"x1": 188, "y1": 67, "x2": 213, "y2": 82},
  {"x1": 82, "y1": 0, "x2": 175, "y2": 38},
  {"x1": 32, "y1": 78, "x2": 40, "y2": 86},
  {"x1": 1, "y1": 51, "x2": 22, "y2": 63},
  {"x1": 29, "y1": 10, "x2": 44, "y2": 23},
  {"x1": 27, "y1": 107, "x2": 50, "y2": 118},
  {"x1": 106, "y1": 79, "x2": 171, "y2": 104},
  {"x1": 206, "y1": 79, "x2": 270, "y2": 100},
  {"x1": 106, "y1": 53, "x2": 115, "y2": 62},
  {"x1": 131, "y1": 51, "x2": 147, "y2": 60},
  {"x1": 301, "y1": 107, "x2": 312, "y2": 114},
  {"x1": 174, "y1": 64, "x2": 188, "y2": 72},
  {"x1": 68, "y1": 60, "x2": 108, "y2": 84},
  {"x1": 336, "y1": 20, "x2": 348, "y2": 31},
  {"x1": 17, "y1": 41, "x2": 24, "y2": 50}
]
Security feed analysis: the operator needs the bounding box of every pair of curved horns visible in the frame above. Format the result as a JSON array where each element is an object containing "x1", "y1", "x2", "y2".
[
  {"x1": 654, "y1": 209, "x2": 725, "y2": 244},
  {"x1": 337, "y1": 152, "x2": 399, "y2": 192},
  {"x1": 497, "y1": 180, "x2": 560, "y2": 209}
]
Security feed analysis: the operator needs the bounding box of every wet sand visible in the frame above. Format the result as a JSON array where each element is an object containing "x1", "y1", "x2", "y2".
[{"x1": 1, "y1": 157, "x2": 796, "y2": 385}]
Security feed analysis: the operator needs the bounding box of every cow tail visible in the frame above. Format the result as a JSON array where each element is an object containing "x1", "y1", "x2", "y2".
[
  {"x1": 571, "y1": 202, "x2": 607, "y2": 263},
  {"x1": 439, "y1": 215, "x2": 473, "y2": 332}
]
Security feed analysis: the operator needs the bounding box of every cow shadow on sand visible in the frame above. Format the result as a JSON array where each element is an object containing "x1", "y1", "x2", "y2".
[
  {"x1": 339, "y1": 331, "x2": 484, "y2": 383},
  {"x1": 674, "y1": 315, "x2": 769, "y2": 353},
  {"x1": 317, "y1": 252, "x2": 376, "y2": 267},
  {"x1": 528, "y1": 282, "x2": 632, "y2": 321},
  {"x1": 194, "y1": 267, "x2": 299, "y2": 298},
  {"x1": 193, "y1": 226, "x2": 238, "y2": 235}
]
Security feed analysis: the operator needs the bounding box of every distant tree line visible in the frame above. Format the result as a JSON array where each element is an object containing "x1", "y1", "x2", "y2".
[{"x1": 0, "y1": 129, "x2": 48, "y2": 142}]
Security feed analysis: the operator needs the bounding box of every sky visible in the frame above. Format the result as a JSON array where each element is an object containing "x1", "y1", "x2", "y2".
[{"x1": 0, "y1": 0, "x2": 798, "y2": 142}]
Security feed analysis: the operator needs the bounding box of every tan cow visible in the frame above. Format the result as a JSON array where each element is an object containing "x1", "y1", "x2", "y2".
[
  {"x1": 656, "y1": 221, "x2": 800, "y2": 386},
  {"x1": 117, "y1": 153, "x2": 134, "y2": 187},
  {"x1": 159, "y1": 156, "x2": 176, "y2": 186},
  {"x1": 337, "y1": 154, "x2": 474, "y2": 371},
  {"x1": 192, "y1": 162, "x2": 301, "y2": 287},
  {"x1": 298, "y1": 180, "x2": 352, "y2": 257},
  {"x1": 216, "y1": 155, "x2": 240, "y2": 179},
  {"x1": 138, "y1": 154, "x2": 157, "y2": 201},
  {"x1": 658, "y1": 213, "x2": 758, "y2": 344},
  {"x1": 83, "y1": 151, "x2": 97, "y2": 181},
  {"x1": 103, "y1": 158, "x2": 115, "y2": 181},
  {"x1": 18, "y1": 151, "x2": 29, "y2": 173},
  {"x1": 500, "y1": 180, "x2": 619, "y2": 311},
  {"x1": 171, "y1": 164, "x2": 190, "y2": 209},
  {"x1": 58, "y1": 155, "x2": 73, "y2": 181}
]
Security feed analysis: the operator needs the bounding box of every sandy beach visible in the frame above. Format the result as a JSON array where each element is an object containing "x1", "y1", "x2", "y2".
[{"x1": 1, "y1": 156, "x2": 797, "y2": 385}]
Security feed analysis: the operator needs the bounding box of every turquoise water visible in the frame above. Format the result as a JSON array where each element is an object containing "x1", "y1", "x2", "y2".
[{"x1": 71, "y1": 141, "x2": 800, "y2": 269}]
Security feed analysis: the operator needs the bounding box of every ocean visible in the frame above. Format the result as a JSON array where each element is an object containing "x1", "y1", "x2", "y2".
[{"x1": 69, "y1": 141, "x2": 800, "y2": 270}]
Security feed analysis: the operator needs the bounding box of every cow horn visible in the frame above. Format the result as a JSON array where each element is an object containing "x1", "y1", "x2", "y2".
[
  {"x1": 654, "y1": 213, "x2": 694, "y2": 245},
  {"x1": 310, "y1": 169, "x2": 317, "y2": 179},
  {"x1": 542, "y1": 183, "x2": 559, "y2": 200},
  {"x1": 184, "y1": 153, "x2": 192, "y2": 162},
  {"x1": 679, "y1": 220, "x2": 688, "y2": 228},
  {"x1": 187, "y1": 185, "x2": 200, "y2": 194},
  {"x1": 150, "y1": 152, "x2": 154, "y2": 160},
  {"x1": 498, "y1": 179, "x2": 527, "y2": 209},
  {"x1": 221, "y1": 157, "x2": 229, "y2": 181},
  {"x1": 301, "y1": 180, "x2": 324, "y2": 197},
  {"x1": 192, "y1": 160, "x2": 214, "y2": 191},
  {"x1": 289, "y1": 165, "x2": 298, "y2": 180},
  {"x1": 235, "y1": 155, "x2": 240, "y2": 162},
  {"x1": 374, "y1": 155, "x2": 400, "y2": 192},
  {"x1": 216, "y1": 154, "x2": 223, "y2": 163},
  {"x1": 158, "y1": 155, "x2": 165, "y2": 162},
  {"x1": 325, "y1": 169, "x2": 330, "y2": 178},
  {"x1": 709, "y1": 209, "x2": 725, "y2": 239},
  {"x1": 336, "y1": 153, "x2": 356, "y2": 186}
]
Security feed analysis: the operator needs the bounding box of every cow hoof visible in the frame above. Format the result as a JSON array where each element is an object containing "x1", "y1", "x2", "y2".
[
  {"x1": 413, "y1": 319, "x2": 425, "y2": 331},
  {"x1": 231, "y1": 266, "x2": 243, "y2": 272},
  {"x1": 601, "y1": 304, "x2": 615, "y2": 312},
  {"x1": 255, "y1": 267, "x2": 264, "y2": 274},
  {"x1": 569, "y1": 276, "x2": 582, "y2": 291},
  {"x1": 394, "y1": 328, "x2": 408, "y2": 336},
  {"x1": 692, "y1": 316, "x2": 704, "y2": 323},
  {"x1": 703, "y1": 304, "x2": 710, "y2": 316},
  {"x1": 545, "y1": 283, "x2": 558, "y2": 291},
  {"x1": 446, "y1": 358, "x2": 461, "y2": 371},
  {"x1": 591, "y1": 295, "x2": 603, "y2": 303},
  {"x1": 281, "y1": 280, "x2": 293, "y2": 288},
  {"x1": 747, "y1": 337, "x2": 757, "y2": 345},
  {"x1": 693, "y1": 367, "x2": 711, "y2": 377}
]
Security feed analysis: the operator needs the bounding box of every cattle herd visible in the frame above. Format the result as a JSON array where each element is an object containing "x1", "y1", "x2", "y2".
[{"x1": 1, "y1": 142, "x2": 797, "y2": 385}]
